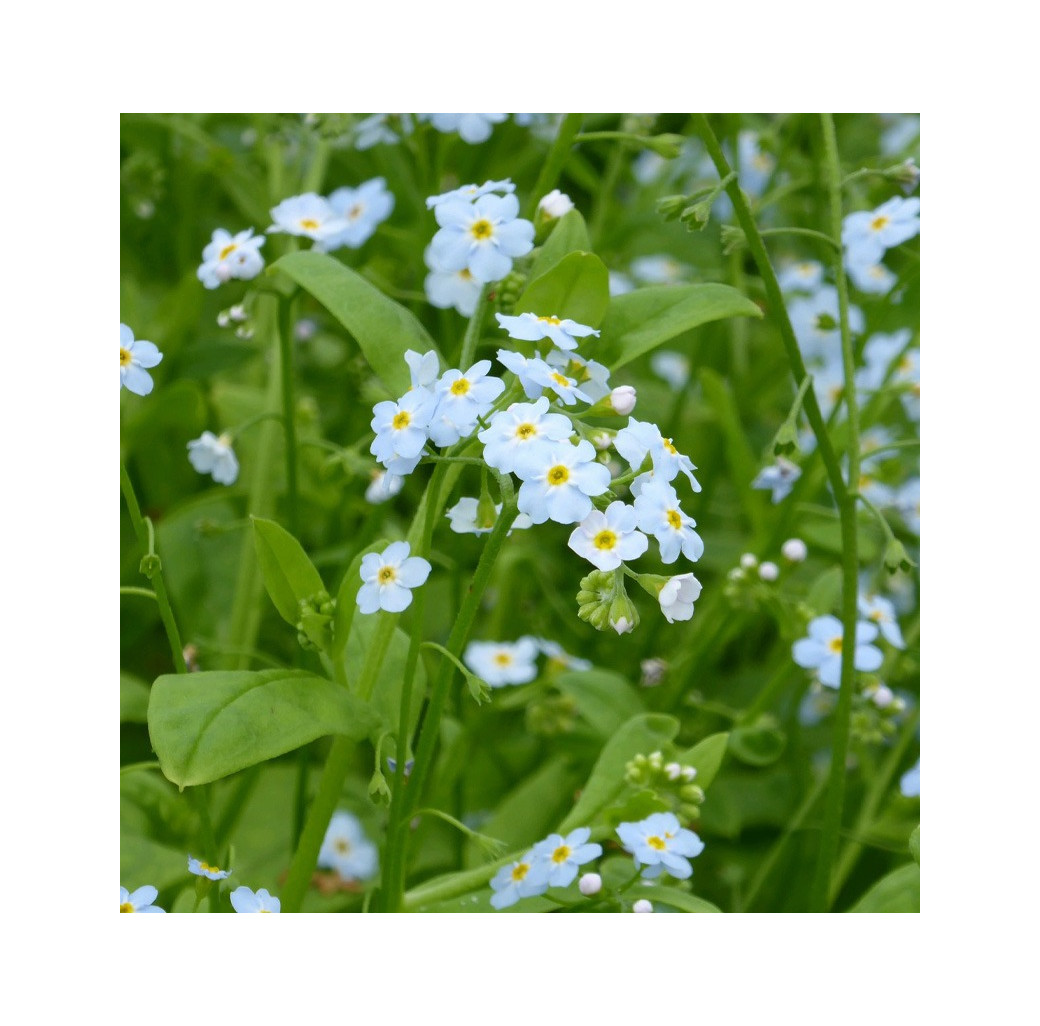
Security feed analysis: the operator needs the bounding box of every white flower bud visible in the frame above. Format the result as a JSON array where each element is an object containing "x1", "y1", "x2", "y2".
[
  {"x1": 648, "y1": 751, "x2": 664, "y2": 769},
  {"x1": 537, "y1": 188, "x2": 574, "y2": 219},
  {"x1": 215, "y1": 262, "x2": 232, "y2": 283},
  {"x1": 609, "y1": 385, "x2": 637, "y2": 416},
  {"x1": 632, "y1": 899, "x2": 653, "y2": 913},
  {"x1": 727, "y1": 568, "x2": 745, "y2": 582},
  {"x1": 664, "y1": 761, "x2": 682, "y2": 781},
  {"x1": 295, "y1": 318, "x2": 318, "y2": 341},
  {"x1": 611, "y1": 616, "x2": 634, "y2": 635},
  {"x1": 781, "y1": 537, "x2": 808, "y2": 562},
  {"x1": 592, "y1": 431, "x2": 613, "y2": 451},
  {"x1": 871, "y1": 684, "x2": 895, "y2": 708},
  {"x1": 579, "y1": 873, "x2": 602, "y2": 896},
  {"x1": 758, "y1": 561, "x2": 779, "y2": 582},
  {"x1": 740, "y1": 553, "x2": 758, "y2": 570},
  {"x1": 680, "y1": 765, "x2": 697, "y2": 781},
  {"x1": 217, "y1": 311, "x2": 231, "y2": 328},
  {"x1": 228, "y1": 304, "x2": 247, "y2": 323}
]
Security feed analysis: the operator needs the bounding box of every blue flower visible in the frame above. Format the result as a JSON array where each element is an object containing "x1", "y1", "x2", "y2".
[
  {"x1": 751, "y1": 457, "x2": 801, "y2": 503},
  {"x1": 188, "y1": 855, "x2": 232, "y2": 880},
  {"x1": 899, "y1": 760, "x2": 920, "y2": 798},
  {"x1": 490, "y1": 851, "x2": 552, "y2": 908},
  {"x1": 842, "y1": 196, "x2": 920, "y2": 266},
  {"x1": 530, "y1": 828, "x2": 602, "y2": 887},
  {"x1": 421, "y1": 113, "x2": 507, "y2": 144},
  {"x1": 319, "y1": 177, "x2": 394, "y2": 251},
  {"x1": 616, "y1": 811, "x2": 705, "y2": 880},
  {"x1": 120, "y1": 885, "x2": 165, "y2": 913},
  {"x1": 428, "y1": 193, "x2": 534, "y2": 283},
  {"x1": 857, "y1": 592, "x2": 906, "y2": 648},
  {"x1": 318, "y1": 810, "x2": 379, "y2": 881},
  {"x1": 791, "y1": 615, "x2": 884, "y2": 689},
  {"x1": 119, "y1": 324, "x2": 163, "y2": 396},
  {"x1": 230, "y1": 886, "x2": 280, "y2": 913},
  {"x1": 197, "y1": 228, "x2": 265, "y2": 288}
]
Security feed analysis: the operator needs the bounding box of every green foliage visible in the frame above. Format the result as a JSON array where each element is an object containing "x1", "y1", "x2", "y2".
[
  {"x1": 553, "y1": 669, "x2": 644, "y2": 737},
  {"x1": 271, "y1": 250, "x2": 439, "y2": 395},
  {"x1": 848, "y1": 863, "x2": 920, "y2": 912},
  {"x1": 514, "y1": 251, "x2": 610, "y2": 328},
  {"x1": 528, "y1": 210, "x2": 592, "y2": 279},
  {"x1": 251, "y1": 516, "x2": 325, "y2": 625},
  {"x1": 148, "y1": 669, "x2": 380, "y2": 787}
]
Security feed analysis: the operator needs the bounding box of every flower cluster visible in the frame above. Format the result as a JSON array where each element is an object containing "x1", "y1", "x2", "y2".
[
  {"x1": 269, "y1": 179, "x2": 394, "y2": 252},
  {"x1": 489, "y1": 827, "x2": 602, "y2": 908}
]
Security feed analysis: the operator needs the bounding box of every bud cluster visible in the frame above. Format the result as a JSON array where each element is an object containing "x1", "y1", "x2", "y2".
[{"x1": 624, "y1": 750, "x2": 705, "y2": 821}]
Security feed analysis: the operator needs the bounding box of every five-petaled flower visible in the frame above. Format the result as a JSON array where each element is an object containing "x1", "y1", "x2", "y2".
[
  {"x1": 187, "y1": 431, "x2": 239, "y2": 486},
  {"x1": 791, "y1": 615, "x2": 884, "y2": 688},
  {"x1": 197, "y1": 228, "x2": 265, "y2": 288},
  {"x1": 530, "y1": 827, "x2": 602, "y2": 888},
  {"x1": 495, "y1": 311, "x2": 600, "y2": 352},
  {"x1": 616, "y1": 811, "x2": 705, "y2": 880},
  {"x1": 119, "y1": 885, "x2": 166, "y2": 913},
  {"x1": 120, "y1": 324, "x2": 163, "y2": 396},
  {"x1": 188, "y1": 855, "x2": 232, "y2": 880},
  {"x1": 428, "y1": 193, "x2": 534, "y2": 283},
  {"x1": 230, "y1": 886, "x2": 281, "y2": 913},
  {"x1": 356, "y1": 541, "x2": 431, "y2": 614}
]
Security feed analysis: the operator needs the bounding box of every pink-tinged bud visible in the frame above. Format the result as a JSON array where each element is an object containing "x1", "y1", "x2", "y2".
[
  {"x1": 610, "y1": 385, "x2": 637, "y2": 416},
  {"x1": 579, "y1": 873, "x2": 602, "y2": 896}
]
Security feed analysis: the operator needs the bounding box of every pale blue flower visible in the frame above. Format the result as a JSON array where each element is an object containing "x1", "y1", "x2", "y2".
[
  {"x1": 858, "y1": 592, "x2": 906, "y2": 648},
  {"x1": 899, "y1": 759, "x2": 920, "y2": 798},
  {"x1": 893, "y1": 477, "x2": 920, "y2": 534},
  {"x1": 230, "y1": 886, "x2": 280, "y2": 913},
  {"x1": 630, "y1": 255, "x2": 687, "y2": 285},
  {"x1": 319, "y1": 178, "x2": 394, "y2": 250},
  {"x1": 426, "y1": 178, "x2": 515, "y2": 210},
  {"x1": 464, "y1": 637, "x2": 540, "y2": 687},
  {"x1": 752, "y1": 457, "x2": 802, "y2": 503},
  {"x1": 428, "y1": 360, "x2": 506, "y2": 447},
  {"x1": 422, "y1": 113, "x2": 507, "y2": 144},
  {"x1": 530, "y1": 828, "x2": 602, "y2": 887},
  {"x1": 423, "y1": 247, "x2": 482, "y2": 317},
  {"x1": 496, "y1": 350, "x2": 593, "y2": 406},
  {"x1": 120, "y1": 885, "x2": 165, "y2": 913},
  {"x1": 357, "y1": 541, "x2": 431, "y2": 614},
  {"x1": 613, "y1": 418, "x2": 701, "y2": 491},
  {"x1": 318, "y1": 810, "x2": 379, "y2": 880},
  {"x1": 120, "y1": 323, "x2": 163, "y2": 396},
  {"x1": 531, "y1": 637, "x2": 592, "y2": 672},
  {"x1": 568, "y1": 501, "x2": 649, "y2": 572},
  {"x1": 546, "y1": 349, "x2": 612, "y2": 402},
  {"x1": 495, "y1": 311, "x2": 600, "y2": 352},
  {"x1": 515, "y1": 440, "x2": 612, "y2": 526},
  {"x1": 787, "y1": 286, "x2": 865, "y2": 363},
  {"x1": 777, "y1": 260, "x2": 824, "y2": 293},
  {"x1": 856, "y1": 330, "x2": 914, "y2": 394},
  {"x1": 428, "y1": 193, "x2": 534, "y2": 283},
  {"x1": 632, "y1": 477, "x2": 704, "y2": 564},
  {"x1": 846, "y1": 257, "x2": 897, "y2": 295},
  {"x1": 880, "y1": 114, "x2": 920, "y2": 156},
  {"x1": 268, "y1": 193, "x2": 347, "y2": 243},
  {"x1": 188, "y1": 855, "x2": 232, "y2": 880},
  {"x1": 792, "y1": 615, "x2": 884, "y2": 689},
  {"x1": 489, "y1": 851, "x2": 551, "y2": 908},
  {"x1": 187, "y1": 431, "x2": 239, "y2": 486},
  {"x1": 842, "y1": 196, "x2": 920, "y2": 266},
  {"x1": 197, "y1": 228, "x2": 265, "y2": 288},
  {"x1": 616, "y1": 811, "x2": 705, "y2": 880},
  {"x1": 609, "y1": 270, "x2": 635, "y2": 296},
  {"x1": 478, "y1": 396, "x2": 575, "y2": 477},
  {"x1": 403, "y1": 348, "x2": 440, "y2": 391},
  {"x1": 445, "y1": 497, "x2": 533, "y2": 535},
  {"x1": 657, "y1": 572, "x2": 702, "y2": 623},
  {"x1": 353, "y1": 113, "x2": 414, "y2": 150},
  {"x1": 370, "y1": 389, "x2": 436, "y2": 469},
  {"x1": 650, "y1": 350, "x2": 690, "y2": 391},
  {"x1": 737, "y1": 130, "x2": 775, "y2": 198}
]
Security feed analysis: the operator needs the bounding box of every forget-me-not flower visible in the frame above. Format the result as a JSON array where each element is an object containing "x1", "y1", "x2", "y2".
[
  {"x1": 197, "y1": 228, "x2": 265, "y2": 288},
  {"x1": 464, "y1": 637, "x2": 540, "y2": 687},
  {"x1": 187, "y1": 431, "x2": 239, "y2": 486},
  {"x1": 842, "y1": 196, "x2": 920, "y2": 266},
  {"x1": 318, "y1": 810, "x2": 378, "y2": 881},
  {"x1": 567, "y1": 501, "x2": 648, "y2": 571},
  {"x1": 320, "y1": 177, "x2": 394, "y2": 251},
  {"x1": 530, "y1": 828, "x2": 602, "y2": 887},
  {"x1": 515, "y1": 440, "x2": 612, "y2": 525},
  {"x1": 751, "y1": 457, "x2": 802, "y2": 503},
  {"x1": 791, "y1": 615, "x2": 884, "y2": 689},
  {"x1": 230, "y1": 886, "x2": 281, "y2": 913},
  {"x1": 356, "y1": 541, "x2": 431, "y2": 614},
  {"x1": 616, "y1": 811, "x2": 705, "y2": 880},
  {"x1": 120, "y1": 885, "x2": 166, "y2": 913},
  {"x1": 428, "y1": 193, "x2": 534, "y2": 283},
  {"x1": 120, "y1": 324, "x2": 163, "y2": 396},
  {"x1": 495, "y1": 311, "x2": 600, "y2": 352}
]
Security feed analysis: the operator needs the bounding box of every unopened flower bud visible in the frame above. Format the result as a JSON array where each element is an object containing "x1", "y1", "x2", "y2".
[
  {"x1": 228, "y1": 304, "x2": 247, "y2": 323},
  {"x1": 740, "y1": 553, "x2": 758, "y2": 570},
  {"x1": 609, "y1": 385, "x2": 637, "y2": 416},
  {"x1": 579, "y1": 873, "x2": 602, "y2": 896},
  {"x1": 681, "y1": 784, "x2": 705, "y2": 803},
  {"x1": 217, "y1": 311, "x2": 231, "y2": 328},
  {"x1": 537, "y1": 189, "x2": 574, "y2": 220},
  {"x1": 611, "y1": 616, "x2": 634, "y2": 635},
  {"x1": 591, "y1": 431, "x2": 613, "y2": 451},
  {"x1": 758, "y1": 561, "x2": 779, "y2": 582},
  {"x1": 664, "y1": 761, "x2": 682, "y2": 781},
  {"x1": 215, "y1": 263, "x2": 232, "y2": 283},
  {"x1": 871, "y1": 683, "x2": 895, "y2": 708},
  {"x1": 632, "y1": 899, "x2": 654, "y2": 913},
  {"x1": 680, "y1": 765, "x2": 697, "y2": 782},
  {"x1": 781, "y1": 538, "x2": 807, "y2": 562},
  {"x1": 648, "y1": 751, "x2": 664, "y2": 769}
]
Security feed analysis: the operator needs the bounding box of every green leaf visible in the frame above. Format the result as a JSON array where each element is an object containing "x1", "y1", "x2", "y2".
[
  {"x1": 848, "y1": 863, "x2": 920, "y2": 913},
  {"x1": 601, "y1": 283, "x2": 762, "y2": 371},
  {"x1": 635, "y1": 885, "x2": 723, "y2": 913},
  {"x1": 271, "y1": 250, "x2": 438, "y2": 395},
  {"x1": 806, "y1": 566, "x2": 843, "y2": 616},
  {"x1": 528, "y1": 210, "x2": 592, "y2": 280},
  {"x1": 121, "y1": 671, "x2": 151, "y2": 723},
  {"x1": 553, "y1": 669, "x2": 644, "y2": 737},
  {"x1": 148, "y1": 669, "x2": 381, "y2": 787},
  {"x1": 558, "y1": 713, "x2": 680, "y2": 833},
  {"x1": 251, "y1": 516, "x2": 324, "y2": 627},
  {"x1": 909, "y1": 825, "x2": 920, "y2": 864},
  {"x1": 514, "y1": 251, "x2": 610, "y2": 328},
  {"x1": 675, "y1": 732, "x2": 730, "y2": 791},
  {"x1": 729, "y1": 716, "x2": 787, "y2": 767}
]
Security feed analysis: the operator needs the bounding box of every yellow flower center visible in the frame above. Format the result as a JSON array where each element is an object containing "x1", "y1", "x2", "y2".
[
  {"x1": 551, "y1": 373, "x2": 571, "y2": 388},
  {"x1": 347, "y1": 203, "x2": 364, "y2": 220},
  {"x1": 299, "y1": 218, "x2": 320, "y2": 230},
  {"x1": 494, "y1": 652, "x2": 513, "y2": 666},
  {"x1": 450, "y1": 378, "x2": 471, "y2": 396},
  {"x1": 547, "y1": 465, "x2": 570, "y2": 486},
  {"x1": 870, "y1": 610, "x2": 883, "y2": 622},
  {"x1": 647, "y1": 835, "x2": 666, "y2": 851},
  {"x1": 218, "y1": 243, "x2": 237, "y2": 261},
  {"x1": 120, "y1": 347, "x2": 132, "y2": 366},
  {"x1": 334, "y1": 839, "x2": 352, "y2": 854},
  {"x1": 538, "y1": 315, "x2": 562, "y2": 325},
  {"x1": 593, "y1": 530, "x2": 617, "y2": 551},
  {"x1": 260, "y1": 909, "x2": 272, "y2": 913},
  {"x1": 515, "y1": 423, "x2": 537, "y2": 439},
  {"x1": 392, "y1": 411, "x2": 411, "y2": 430},
  {"x1": 551, "y1": 845, "x2": 572, "y2": 864},
  {"x1": 870, "y1": 215, "x2": 890, "y2": 232},
  {"x1": 378, "y1": 566, "x2": 397, "y2": 585},
  {"x1": 199, "y1": 861, "x2": 222, "y2": 874},
  {"x1": 119, "y1": 903, "x2": 135, "y2": 913},
  {"x1": 511, "y1": 863, "x2": 530, "y2": 882},
  {"x1": 663, "y1": 437, "x2": 678, "y2": 454},
  {"x1": 470, "y1": 219, "x2": 493, "y2": 240},
  {"x1": 828, "y1": 638, "x2": 843, "y2": 654},
  {"x1": 666, "y1": 509, "x2": 682, "y2": 530},
  {"x1": 459, "y1": 269, "x2": 474, "y2": 281}
]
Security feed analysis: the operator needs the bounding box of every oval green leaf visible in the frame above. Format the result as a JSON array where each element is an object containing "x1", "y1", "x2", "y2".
[
  {"x1": 601, "y1": 283, "x2": 762, "y2": 371},
  {"x1": 528, "y1": 210, "x2": 592, "y2": 280},
  {"x1": 513, "y1": 251, "x2": 610, "y2": 329},
  {"x1": 148, "y1": 669, "x2": 382, "y2": 788},
  {"x1": 251, "y1": 516, "x2": 324, "y2": 627},
  {"x1": 848, "y1": 863, "x2": 920, "y2": 913},
  {"x1": 675, "y1": 731, "x2": 730, "y2": 791},
  {"x1": 271, "y1": 250, "x2": 439, "y2": 395}
]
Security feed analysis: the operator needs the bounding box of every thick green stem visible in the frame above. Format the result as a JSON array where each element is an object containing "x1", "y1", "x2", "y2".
[
  {"x1": 120, "y1": 460, "x2": 187, "y2": 674},
  {"x1": 524, "y1": 114, "x2": 585, "y2": 220},
  {"x1": 808, "y1": 113, "x2": 862, "y2": 912},
  {"x1": 383, "y1": 486, "x2": 519, "y2": 912}
]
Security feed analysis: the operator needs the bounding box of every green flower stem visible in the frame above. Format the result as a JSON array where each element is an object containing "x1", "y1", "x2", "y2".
[
  {"x1": 755, "y1": 226, "x2": 842, "y2": 252},
  {"x1": 120, "y1": 460, "x2": 187, "y2": 674},
  {"x1": 524, "y1": 114, "x2": 585, "y2": 221},
  {"x1": 119, "y1": 586, "x2": 157, "y2": 601},
  {"x1": 383, "y1": 477, "x2": 519, "y2": 912},
  {"x1": 277, "y1": 294, "x2": 299, "y2": 537},
  {"x1": 829, "y1": 707, "x2": 919, "y2": 904},
  {"x1": 855, "y1": 492, "x2": 901, "y2": 548},
  {"x1": 808, "y1": 113, "x2": 863, "y2": 912},
  {"x1": 224, "y1": 410, "x2": 283, "y2": 443}
]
